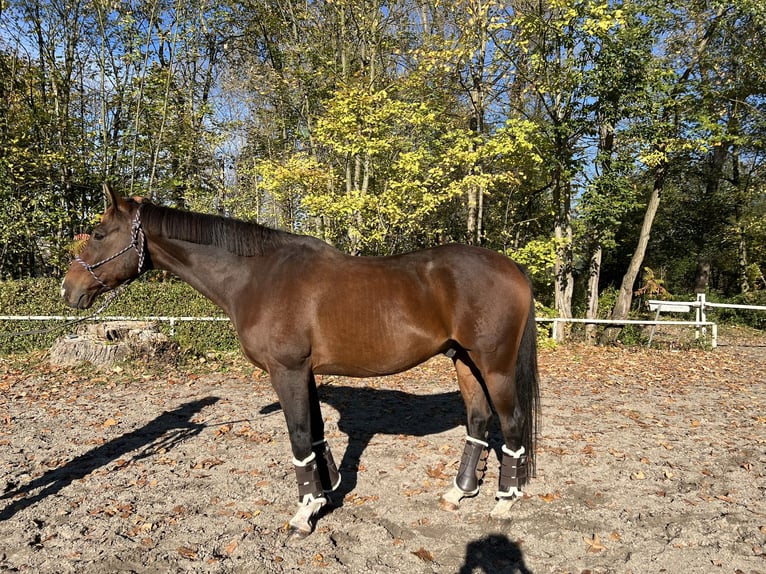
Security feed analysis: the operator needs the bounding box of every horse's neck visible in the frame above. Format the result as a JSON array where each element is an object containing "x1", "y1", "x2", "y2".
[{"x1": 147, "y1": 236, "x2": 256, "y2": 315}]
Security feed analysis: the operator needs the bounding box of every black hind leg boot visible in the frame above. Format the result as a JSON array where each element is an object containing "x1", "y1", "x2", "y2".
[{"x1": 496, "y1": 445, "x2": 527, "y2": 500}]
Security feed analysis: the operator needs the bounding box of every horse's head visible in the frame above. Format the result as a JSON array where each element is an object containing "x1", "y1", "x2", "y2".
[{"x1": 61, "y1": 183, "x2": 148, "y2": 309}]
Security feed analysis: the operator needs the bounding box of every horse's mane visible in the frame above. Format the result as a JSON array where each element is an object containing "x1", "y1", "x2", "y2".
[{"x1": 139, "y1": 202, "x2": 293, "y2": 256}]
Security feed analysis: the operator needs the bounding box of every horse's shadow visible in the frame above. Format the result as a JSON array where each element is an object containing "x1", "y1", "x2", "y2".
[
  {"x1": 0, "y1": 397, "x2": 220, "y2": 521},
  {"x1": 260, "y1": 383, "x2": 503, "y2": 501}
]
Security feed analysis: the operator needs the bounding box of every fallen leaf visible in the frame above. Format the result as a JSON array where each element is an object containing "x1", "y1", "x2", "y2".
[
  {"x1": 608, "y1": 448, "x2": 626, "y2": 460},
  {"x1": 224, "y1": 539, "x2": 238, "y2": 554},
  {"x1": 412, "y1": 547, "x2": 434, "y2": 562},
  {"x1": 583, "y1": 534, "x2": 606, "y2": 553},
  {"x1": 425, "y1": 462, "x2": 450, "y2": 479},
  {"x1": 194, "y1": 458, "x2": 224, "y2": 470},
  {"x1": 103, "y1": 417, "x2": 118, "y2": 427},
  {"x1": 630, "y1": 471, "x2": 646, "y2": 480},
  {"x1": 177, "y1": 546, "x2": 198, "y2": 560}
]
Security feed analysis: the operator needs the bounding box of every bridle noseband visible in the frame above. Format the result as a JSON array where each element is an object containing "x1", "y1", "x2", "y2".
[{"x1": 75, "y1": 206, "x2": 147, "y2": 289}]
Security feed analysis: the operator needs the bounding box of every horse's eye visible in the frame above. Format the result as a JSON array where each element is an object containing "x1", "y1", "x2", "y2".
[{"x1": 93, "y1": 231, "x2": 105, "y2": 241}]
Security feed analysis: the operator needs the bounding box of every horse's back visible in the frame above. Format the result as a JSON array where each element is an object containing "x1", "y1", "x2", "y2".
[{"x1": 300, "y1": 244, "x2": 531, "y2": 376}]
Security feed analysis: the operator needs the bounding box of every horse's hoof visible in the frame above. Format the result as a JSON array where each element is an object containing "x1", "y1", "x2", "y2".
[
  {"x1": 285, "y1": 525, "x2": 312, "y2": 543},
  {"x1": 490, "y1": 496, "x2": 519, "y2": 520},
  {"x1": 439, "y1": 485, "x2": 468, "y2": 511}
]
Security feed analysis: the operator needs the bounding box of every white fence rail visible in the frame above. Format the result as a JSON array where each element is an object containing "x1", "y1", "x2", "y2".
[
  {"x1": 0, "y1": 315, "x2": 229, "y2": 336},
  {"x1": 535, "y1": 317, "x2": 718, "y2": 348},
  {"x1": 3, "y1": 290, "x2": 764, "y2": 348},
  {"x1": 646, "y1": 293, "x2": 766, "y2": 348}
]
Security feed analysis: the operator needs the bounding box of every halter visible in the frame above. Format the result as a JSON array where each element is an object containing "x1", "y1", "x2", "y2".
[{"x1": 75, "y1": 206, "x2": 147, "y2": 289}]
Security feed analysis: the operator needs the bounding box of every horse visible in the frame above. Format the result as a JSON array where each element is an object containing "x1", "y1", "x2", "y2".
[{"x1": 61, "y1": 184, "x2": 540, "y2": 537}]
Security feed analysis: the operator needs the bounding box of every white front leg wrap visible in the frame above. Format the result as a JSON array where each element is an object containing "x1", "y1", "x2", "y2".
[
  {"x1": 289, "y1": 452, "x2": 327, "y2": 534},
  {"x1": 440, "y1": 436, "x2": 489, "y2": 511}
]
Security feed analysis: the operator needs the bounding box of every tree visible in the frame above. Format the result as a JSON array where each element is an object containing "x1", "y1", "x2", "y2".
[
  {"x1": 605, "y1": 1, "x2": 728, "y2": 335},
  {"x1": 579, "y1": 1, "x2": 652, "y2": 342}
]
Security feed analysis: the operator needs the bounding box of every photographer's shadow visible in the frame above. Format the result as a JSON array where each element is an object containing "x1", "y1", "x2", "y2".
[{"x1": 460, "y1": 533, "x2": 532, "y2": 574}]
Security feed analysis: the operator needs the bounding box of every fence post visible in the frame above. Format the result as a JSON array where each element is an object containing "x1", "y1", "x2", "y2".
[{"x1": 696, "y1": 293, "x2": 707, "y2": 342}]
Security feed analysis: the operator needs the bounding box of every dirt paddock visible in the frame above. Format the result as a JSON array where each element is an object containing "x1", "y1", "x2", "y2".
[{"x1": 1, "y1": 335, "x2": 764, "y2": 573}]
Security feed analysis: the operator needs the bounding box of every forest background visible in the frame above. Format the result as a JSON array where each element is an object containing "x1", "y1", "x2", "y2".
[{"x1": 1, "y1": 0, "x2": 765, "y2": 341}]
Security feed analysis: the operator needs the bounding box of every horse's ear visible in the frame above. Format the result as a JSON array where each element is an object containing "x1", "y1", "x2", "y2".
[{"x1": 103, "y1": 182, "x2": 125, "y2": 212}]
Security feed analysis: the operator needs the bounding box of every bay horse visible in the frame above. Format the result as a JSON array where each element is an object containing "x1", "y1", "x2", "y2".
[{"x1": 61, "y1": 184, "x2": 540, "y2": 537}]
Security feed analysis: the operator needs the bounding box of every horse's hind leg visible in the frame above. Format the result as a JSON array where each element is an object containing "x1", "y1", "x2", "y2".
[
  {"x1": 483, "y1": 371, "x2": 529, "y2": 519},
  {"x1": 440, "y1": 353, "x2": 492, "y2": 511}
]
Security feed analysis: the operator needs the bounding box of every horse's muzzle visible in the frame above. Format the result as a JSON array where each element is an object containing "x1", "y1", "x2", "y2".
[{"x1": 61, "y1": 279, "x2": 97, "y2": 309}]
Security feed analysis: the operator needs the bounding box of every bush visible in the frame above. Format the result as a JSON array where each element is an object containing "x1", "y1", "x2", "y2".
[{"x1": 0, "y1": 273, "x2": 239, "y2": 356}]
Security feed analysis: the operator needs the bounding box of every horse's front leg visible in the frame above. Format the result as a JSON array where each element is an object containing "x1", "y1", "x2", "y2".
[
  {"x1": 270, "y1": 367, "x2": 328, "y2": 538},
  {"x1": 308, "y1": 374, "x2": 341, "y2": 494}
]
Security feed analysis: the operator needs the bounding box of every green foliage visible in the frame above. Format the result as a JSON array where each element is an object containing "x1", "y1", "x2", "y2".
[
  {"x1": 634, "y1": 267, "x2": 671, "y2": 301},
  {"x1": 0, "y1": 276, "x2": 238, "y2": 356},
  {"x1": 508, "y1": 238, "x2": 566, "y2": 293}
]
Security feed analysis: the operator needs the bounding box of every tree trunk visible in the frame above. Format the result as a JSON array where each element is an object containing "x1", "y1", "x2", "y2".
[
  {"x1": 602, "y1": 165, "x2": 665, "y2": 343},
  {"x1": 585, "y1": 240, "x2": 602, "y2": 344},
  {"x1": 738, "y1": 230, "x2": 749, "y2": 293},
  {"x1": 552, "y1": 174, "x2": 573, "y2": 342},
  {"x1": 694, "y1": 257, "x2": 711, "y2": 293},
  {"x1": 467, "y1": 186, "x2": 479, "y2": 244}
]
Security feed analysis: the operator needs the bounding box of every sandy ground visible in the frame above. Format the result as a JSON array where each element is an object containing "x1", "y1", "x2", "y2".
[{"x1": 1, "y1": 334, "x2": 764, "y2": 573}]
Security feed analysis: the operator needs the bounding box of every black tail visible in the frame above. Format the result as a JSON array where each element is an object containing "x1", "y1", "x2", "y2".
[{"x1": 516, "y1": 296, "x2": 540, "y2": 476}]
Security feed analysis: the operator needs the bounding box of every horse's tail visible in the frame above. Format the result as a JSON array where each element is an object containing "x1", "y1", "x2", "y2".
[{"x1": 516, "y1": 294, "x2": 540, "y2": 476}]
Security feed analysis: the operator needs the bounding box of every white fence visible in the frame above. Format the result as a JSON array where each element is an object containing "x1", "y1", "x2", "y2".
[
  {"x1": 646, "y1": 293, "x2": 766, "y2": 348},
  {"x1": 0, "y1": 315, "x2": 229, "y2": 336},
  {"x1": 535, "y1": 316, "x2": 718, "y2": 348},
  {"x1": 2, "y1": 291, "x2": 764, "y2": 348},
  {"x1": 535, "y1": 293, "x2": 765, "y2": 349}
]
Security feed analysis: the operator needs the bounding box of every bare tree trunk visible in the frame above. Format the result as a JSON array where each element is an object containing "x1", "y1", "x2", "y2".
[
  {"x1": 602, "y1": 165, "x2": 664, "y2": 343},
  {"x1": 466, "y1": 182, "x2": 484, "y2": 245},
  {"x1": 738, "y1": 229, "x2": 749, "y2": 293},
  {"x1": 585, "y1": 241, "x2": 602, "y2": 344},
  {"x1": 552, "y1": 174, "x2": 573, "y2": 341},
  {"x1": 467, "y1": 186, "x2": 479, "y2": 244}
]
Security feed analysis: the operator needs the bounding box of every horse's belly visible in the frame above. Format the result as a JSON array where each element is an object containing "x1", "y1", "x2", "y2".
[{"x1": 310, "y1": 328, "x2": 445, "y2": 378}]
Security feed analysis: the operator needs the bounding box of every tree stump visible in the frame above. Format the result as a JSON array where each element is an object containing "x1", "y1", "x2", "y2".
[{"x1": 49, "y1": 321, "x2": 177, "y2": 368}]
